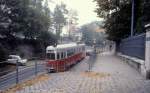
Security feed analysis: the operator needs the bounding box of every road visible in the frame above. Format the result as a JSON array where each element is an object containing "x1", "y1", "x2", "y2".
[
  {"x1": 15, "y1": 53, "x2": 150, "y2": 93},
  {"x1": 0, "y1": 56, "x2": 95, "y2": 91},
  {"x1": 0, "y1": 60, "x2": 46, "y2": 90}
]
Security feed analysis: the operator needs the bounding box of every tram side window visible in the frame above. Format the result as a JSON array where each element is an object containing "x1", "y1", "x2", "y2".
[
  {"x1": 61, "y1": 52, "x2": 64, "y2": 59},
  {"x1": 63, "y1": 52, "x2": 66, "y2": 58},
  {"x1": 67, "y1": 50, "x2": 71, "y2": 57},
  {"x1": 47, "y1": 53, "x2": 55, "y2": 60},
  {"x1": 83, "y1": 47, "x2": 85, "y2": 51},
  {"x1": 82, "y1": 47, "x2": 84, "y2": 51},
  {"x1": 77, "y1": 48, "x2": 79, "y2": 53},
  {"x1": 70, "y1": 49, "x2": 73, "y2": 55},
  {"x1": 71, "y1": 49, "x2": 74, "y2": 55},
  {"x1": 74, "y1": 48, "x2": 76, "y2": 54},
  {"x1": 79, "y1": 48, "x2": 81, "y2": 52},
  {"x1": 67, "y1": 50, "x2": 72, "y2": 56},
  {"x1": 57, "y1": 53, "x2": 60, "y2": 60},
  {"x1": 73, "y1": 48, "x2": 75, "y2": 54},
  {"x1": 76, "y1": 48, "x2": 77, "y2": 53}
]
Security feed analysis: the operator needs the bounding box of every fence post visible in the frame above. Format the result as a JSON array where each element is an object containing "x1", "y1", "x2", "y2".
[
  {"x1": 35, "y1": 59, "x2": 38, "y2": 76},
  {"x1": 88, "y1": 60, "x2": 91, "y2": 72},
  {"x1": 16, "y1": 59, "x2": 19, "y2": 84},
  {"x1": 88, "y1": 54, "x2": 93, "y2": 72}
]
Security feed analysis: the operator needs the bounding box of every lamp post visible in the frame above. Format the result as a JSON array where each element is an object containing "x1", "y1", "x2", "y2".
[{"x1": 131, "y1": 0, "x2": 135, "y2": 37}]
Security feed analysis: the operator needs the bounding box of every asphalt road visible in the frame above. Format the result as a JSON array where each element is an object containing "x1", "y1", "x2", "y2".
[
  {"x1": 0, "y1": 54, "x2": 97, "y2": 91},
  {"x1": 0, "y1": 61, "x2": 46, "y2": 90}
]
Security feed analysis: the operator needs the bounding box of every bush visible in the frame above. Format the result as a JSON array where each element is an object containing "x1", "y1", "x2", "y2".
[{"x1": 0, "y1": 44, "x2": 9, "y2": 61}]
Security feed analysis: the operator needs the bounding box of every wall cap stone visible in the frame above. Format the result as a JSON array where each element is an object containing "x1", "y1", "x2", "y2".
[{"x1": 117, "y1": 53, "x2": 145, "y2": 65}]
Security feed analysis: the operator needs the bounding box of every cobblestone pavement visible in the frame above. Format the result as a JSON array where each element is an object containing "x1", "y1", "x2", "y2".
[{"x1": 15, "y1": 54, "x2": 150, "y2": 93}]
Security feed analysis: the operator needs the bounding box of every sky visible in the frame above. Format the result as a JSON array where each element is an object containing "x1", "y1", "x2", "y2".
[{"x1": 49, "y1": 0, "x2": 103, "y2": 26}]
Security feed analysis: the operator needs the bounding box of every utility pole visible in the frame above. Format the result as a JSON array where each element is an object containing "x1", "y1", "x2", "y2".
[{"x1": 131, "y1": 0, "x2": 135, "y2": 37}]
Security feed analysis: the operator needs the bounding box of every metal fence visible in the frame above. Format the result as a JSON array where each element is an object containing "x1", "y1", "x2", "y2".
[
  {"x1": 118, "y1": 33, "x2": 146, "y2": 60},
  {"x1": 0, "y1": 57, "x2": 46, "y2": 90}
]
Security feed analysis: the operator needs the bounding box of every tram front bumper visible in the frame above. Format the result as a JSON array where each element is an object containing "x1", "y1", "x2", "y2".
[{"x1": 46, "y1": 66, "x2": 55, "y2": 72}]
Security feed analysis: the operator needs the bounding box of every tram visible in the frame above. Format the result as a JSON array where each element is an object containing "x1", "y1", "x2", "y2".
[{"x1": 46, "y1": 43, "x2": 86, "y2": 72}]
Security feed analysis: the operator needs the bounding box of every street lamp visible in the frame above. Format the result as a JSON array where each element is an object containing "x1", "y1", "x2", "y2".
[{"x1": 131, "y1": 0, "x2": 135, "y2": 37}]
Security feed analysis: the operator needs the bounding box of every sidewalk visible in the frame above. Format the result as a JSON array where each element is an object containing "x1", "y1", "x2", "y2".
[
  {"x1": 92, "y1": 54, "x2": 149, "y2": 93},
  {"x1": 6, "y1": 54, "x2": 150, "y2": 93}
]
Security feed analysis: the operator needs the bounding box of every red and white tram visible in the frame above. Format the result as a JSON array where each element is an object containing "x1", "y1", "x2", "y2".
[{"x1": 46, "y1": 43, "x2": 86, "y2": 72}]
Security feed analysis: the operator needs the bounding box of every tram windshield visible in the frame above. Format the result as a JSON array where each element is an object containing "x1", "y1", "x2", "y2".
[{"x1": 47, "y1": 53, "x2": 55, "y2": 60}]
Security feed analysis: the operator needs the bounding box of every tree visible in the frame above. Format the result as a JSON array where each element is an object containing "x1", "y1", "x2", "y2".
[
  {"x1": 134, "y1": 0, "x2": 145, "y2": 34},
  {"x1": 0, "y1": 0, "x2": 54, "y2": 39},
  {"x1": 0, "y1": 0, "x2": 57, "y2": 58},
  {"x1": 94, "y1": 0, "x2": 131, "y2": 42},
  {"x1": 0, "y1": 0, "x2": 30, "y2": 38},
  {"x1": 53, "y1": 3, "x2": 68, "y2": 42},
  {"x1": 67, "y1": 9, "x2": 78, "y2": 39},
  {"x1": 22, "y1": 0, "x2": 52, "y2": 39},
  {"x1": 0, "y1": 44, "x2": 9, "y2": 61},
  {"x1": 38, "y1": 31, "x2": 57, "y2": 47},
  {"x1": 81, "y1": 21, "x2": 106, "y2": 46},
  {"x1": 94, "y1": 0, "x2": 145, "y2": 43},
  {"x1": 143, "y1": 0, "x2": 150, "y2": 26}
]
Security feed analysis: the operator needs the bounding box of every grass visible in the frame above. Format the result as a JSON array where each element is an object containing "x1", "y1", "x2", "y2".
[
  {"x1": 81, "y1": 71, "x2": 110, "y2": 79},
  {"x1": 3, "y1": 74, "x2": 49, "y2": 93}
]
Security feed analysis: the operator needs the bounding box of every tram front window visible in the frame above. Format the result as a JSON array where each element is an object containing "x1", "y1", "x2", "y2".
[{"x1": 47, "y1": 53, "x2": 55, "y2": 60}]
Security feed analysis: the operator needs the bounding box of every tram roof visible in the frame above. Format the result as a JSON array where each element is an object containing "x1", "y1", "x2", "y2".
[{"x1": 46, "y1": 43, "x2": 85, "y2": 50}]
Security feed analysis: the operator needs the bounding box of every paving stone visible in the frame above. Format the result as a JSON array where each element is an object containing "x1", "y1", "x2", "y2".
[{"x1": 15, "y1": 54, "x2": 150, "y2": 93}]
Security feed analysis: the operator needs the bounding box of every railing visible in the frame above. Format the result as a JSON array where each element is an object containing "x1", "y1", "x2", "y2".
[
  {"x1": 118, "y1": 33, "x2": 146, "y2": 60},
  {"x1": 0, "y1": 57, "x2": 46, "y2": 90}
]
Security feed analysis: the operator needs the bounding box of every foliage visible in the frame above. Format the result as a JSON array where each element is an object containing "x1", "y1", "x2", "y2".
[
  {"x1": 67, "y1": 9, "x2": 78, "y2": 39},
  {"x1": 53, "y1": 3, "x2": 68, "y2": 41},
  {"x1": 81, "y1": 21, "x2": 106, "y2": 46},
  {"x1": 135, "y1": 0, "x2": 144, "y2": 34},
  {"x1": 37, "y1": 31, "x2": 57, "y2": 48},
  {"x1": 22, "y1": 0, "x2": 52, "y2": 39},
  {"x1": 0, "y1": 0, "x2": 57, "y2": 59},
  {"x1": 81, "y1": 25, "x2": 94, "y2": 45},
  {"x1": 0, "y1": 0, "x2": 27, "y2": 37},
  {"x1": 94, "y1": 0, "x2": 145, "y2": 42},
  {"x1": 0, "y1": 44, "x2": 9, "y2": 61},
  {"x1": 143, "y1": 0, "x2": 150, "y2": 26}
]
